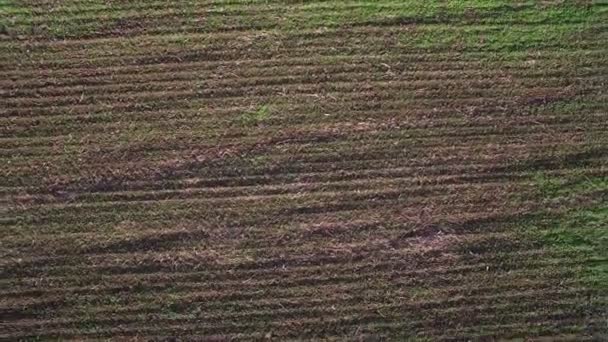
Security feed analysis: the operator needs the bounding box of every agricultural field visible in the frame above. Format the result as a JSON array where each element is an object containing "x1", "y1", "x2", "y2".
[{"x1": 1, "y1": 0, "x2": 607, "y2": 340}]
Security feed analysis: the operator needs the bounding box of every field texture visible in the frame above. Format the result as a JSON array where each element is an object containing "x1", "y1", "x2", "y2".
[{"x1": 1, "y1": 0, "x2": 608, "y2": 340}]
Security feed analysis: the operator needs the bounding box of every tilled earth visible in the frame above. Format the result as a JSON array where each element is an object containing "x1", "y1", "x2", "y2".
[{"x1": 1, "y1": 1, "x2": 607, "y2": 340}]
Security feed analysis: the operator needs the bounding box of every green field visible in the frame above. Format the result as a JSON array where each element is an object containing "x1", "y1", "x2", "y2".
[{"x1": 1, "y1": 0, "x2": 607, "y2": 340}]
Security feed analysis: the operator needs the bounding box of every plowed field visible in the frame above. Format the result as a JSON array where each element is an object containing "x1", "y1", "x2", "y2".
[{"x1": 1, "y1": 1, "x2": 607, "y2": 340}]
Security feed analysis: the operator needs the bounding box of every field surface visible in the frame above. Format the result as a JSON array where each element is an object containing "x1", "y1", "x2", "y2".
[{"x1": 1, "y1": 0, "x2": 608, "y2": 340}]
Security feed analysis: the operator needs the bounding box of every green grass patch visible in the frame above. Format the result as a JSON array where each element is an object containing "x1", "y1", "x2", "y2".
[
  {"x1": 540, "y1": 207, "x2": 607, "y2": 250},
  {"x1": 525, "y1": 173, "x2": 608, "y2": 289},
  {"x1": 0, "y1": 0, "x2": 110, "y2": 38},
  {"x1": 239, "y1": 104, "x2": 271, "y2": 126},
  {"x1": 0, "y1": 0, "x2": 31, "y2": 35},
  {"x1": 533, "y1": 172, "x2": 608, "y2": 200},
  {"x1": 532, "y1": 206, "x2": 607, "y2": 290},
  {"x1": 280, "y1": 1, "x2": 605, "y2": 31},
  {"x1": 401, "y1": 24, "x2": 592, "y2": 52},
  {"x1": 393, "y1": 2, "x2": 604, "y2": 52},
  {"x1": 3, "y1": 1, "x2": 605, "y2": 39}
]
